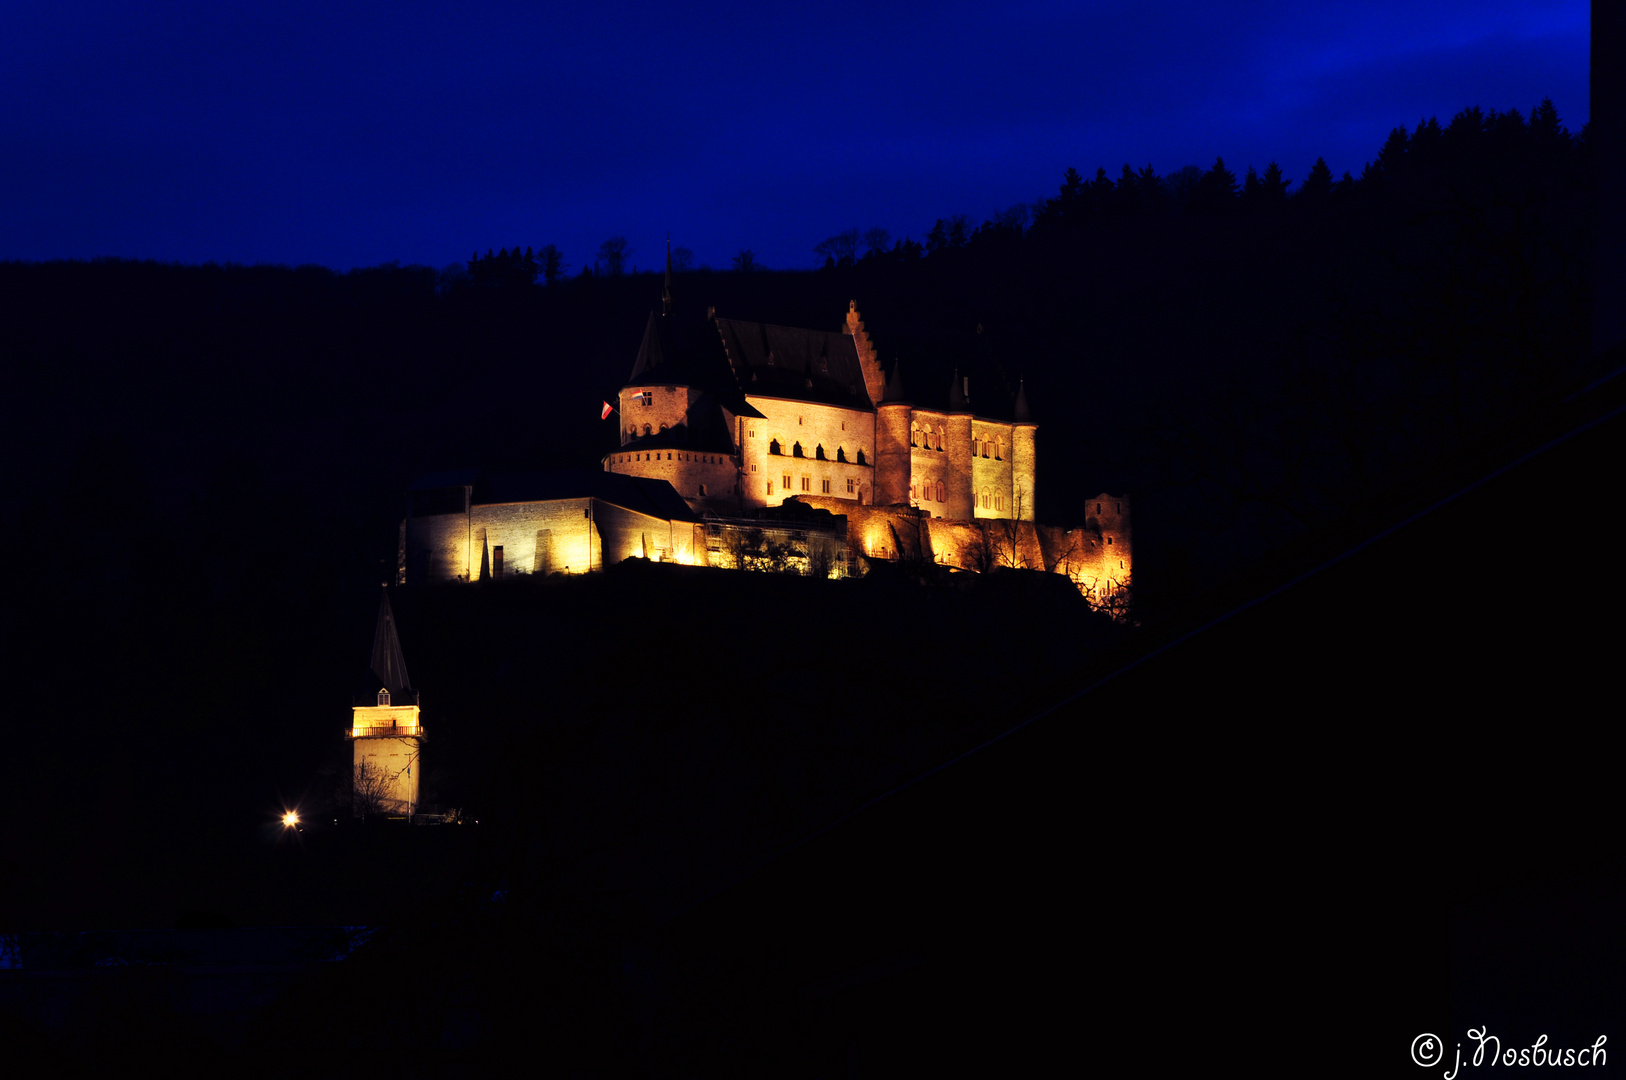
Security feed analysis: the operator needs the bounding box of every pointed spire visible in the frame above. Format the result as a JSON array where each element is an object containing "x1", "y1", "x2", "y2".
[
  {"x1": 1013, "y1": 378, "x2": 1032, "y2": 423},
  {"x1": 948, "y1": 367, "x2": 966, "y2": 410},
  {"x1": 371, "y1": 587, "x2": 412, "y2": 696},
  {"x1": 882, "y1": 358, "x2": 907, "y2": 403},
  {"x1": 662, "y1": 236, "x2": 672, "y2": 317},
  {"x1": 478, "y1": 534, "x2": 490, "y2": 581}
]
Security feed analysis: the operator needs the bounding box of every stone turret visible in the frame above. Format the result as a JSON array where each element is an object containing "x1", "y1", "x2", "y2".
[
  {"x1": 874, "y1": 359, "x2": 913, "y2": 506},
  {"x1": 1011, "y1": 378, "x2": 1037, "y2": 521}
]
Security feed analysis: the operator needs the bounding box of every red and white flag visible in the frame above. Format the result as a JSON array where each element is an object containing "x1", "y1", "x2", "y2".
[{"x1": 601, "y1": 401, "x2": 614, "y2": 419}]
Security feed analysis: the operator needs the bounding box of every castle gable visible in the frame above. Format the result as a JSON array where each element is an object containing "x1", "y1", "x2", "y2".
[{"x1": 715, "y1": 319, "x2": 873, "y2": 410}]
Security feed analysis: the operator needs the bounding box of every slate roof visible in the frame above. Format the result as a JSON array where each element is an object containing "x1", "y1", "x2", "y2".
[{"x1": 714, "y1": 318, "x2": 874, "y2": 410}]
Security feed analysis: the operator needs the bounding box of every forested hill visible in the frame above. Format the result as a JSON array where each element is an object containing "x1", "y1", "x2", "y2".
[{"x1": 0, "y1": 100, "x2": 1592, "y2": 610}]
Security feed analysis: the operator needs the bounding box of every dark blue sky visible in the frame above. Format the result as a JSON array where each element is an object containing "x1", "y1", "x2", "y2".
[{"x1": 1, "y1": 2, "x2": 1588, "y2": 273}]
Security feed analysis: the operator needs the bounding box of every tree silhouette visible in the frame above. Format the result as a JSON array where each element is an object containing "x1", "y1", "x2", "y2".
[
  {"x1": 731, "y1": 250, "x2": 760, "y2": 273},
  {"x1": 538, "y1": 243, "x2": 567, "y2": 284},
  {"x1": 596, "y1": 237, "x2": 631, "y2": 276}
]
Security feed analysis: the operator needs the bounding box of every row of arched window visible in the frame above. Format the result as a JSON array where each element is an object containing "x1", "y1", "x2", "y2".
[
  {"x1": 766, "y1": 439, "x2": 865, "y2": 465},
  {"x1": 912, "y1": 479, "x2": 947, "y2": 503},
  {"x1": 613, "y1": 453, "x2": 725, "y2": 464},
  {"x1": 909, "y1": 422, "x2": 1005, "y2": 460}
]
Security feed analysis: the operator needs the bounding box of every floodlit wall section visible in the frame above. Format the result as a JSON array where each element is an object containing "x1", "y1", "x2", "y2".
[
  {"x1": 741, "y1": 397, "x2": 874, "y2": 509},
  {"x1": 605, "y1": 447, "x2": 737, "y2": 507},
  {"x1": 352, "y1": 735, "x2": 421, "y2": 816},
  {"x1": 406, "y1": 497, "x2": 700, "y2": 579}
]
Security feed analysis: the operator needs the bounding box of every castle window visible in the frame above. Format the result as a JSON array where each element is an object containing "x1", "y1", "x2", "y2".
[
  {"x1": 911, "y1": 483, "x2": 918, "y2": 499},
  {"x1": 801, "y1": 476, "x2": 811, "y2": 492},
  {"x1": 768, "y1": 439, "x2": 782, "y2": 455},
  {"x1": 847, "y1": 478, "x2": 855, "y2": 493},
  {"x1": 783, "y1": 474, "x2": 791, "y2": 489},
  {"x1": 751, "y1": 464, "x2": 758, "y2": 472},
  {"x1": 644, "y1": 424, "x2": 652, "y2": 436},
  {"x1": 910, "y1": 423, "x2": 918, "y2": 447},
  {"x1": 767, "y1": 481, "x2": 774, "y2": 495},
  {"x1": 1106, "y1": 537, "x2": 1112, "y2": 545},
  {"x1": 996, "y1": 438, "x2": 1003, "y2": 460},
  {"x1": 815, "y1": 444, "x2": 826, "y2": 460},
  {"x1": 378, "y1": 688, "x2": 391, "y2": 706},
  {"x1": 493, "y1": 545, "x2": 504, "y2": 576},
  {"x1": 792, "y1": 442, "x2": 804, "y2": 458},
  {"x1": 748, "y1": 428, "x2": 757, "y2": 438},
  {"x1": 659, "y1": 423, "x2": 668, "y2": 433},
  {"x1": 935, "y1": 480, "x2": 945, "y2": 502},
  {"x1": 836, "y1": 447, "x2": 847, "y2": 462},
  {"x1": 821, "y1": 479, "x2": 831, "y2": 493},
  {"x1": 640, "y1": 392, "x2": 652, "y2": 406},
  {"x1": 699, "y1": 484, "x2": 707, "y2": 496},
  {"x1": 856, "y1": 449, "x2": 866, "y2": 465}
]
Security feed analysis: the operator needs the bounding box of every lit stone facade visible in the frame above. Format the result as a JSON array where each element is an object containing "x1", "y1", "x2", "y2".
[
  {"x1": 605, "y1": 301, "x2": 1039, "y2": 523},
  {"x1": 402, "y1": 471, "x2": 704, "y2": 582}
]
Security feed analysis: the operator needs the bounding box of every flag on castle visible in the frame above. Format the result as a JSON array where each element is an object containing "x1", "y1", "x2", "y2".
[{"x1": 601, "y1": 401, "x2": 614, "y2": 419}]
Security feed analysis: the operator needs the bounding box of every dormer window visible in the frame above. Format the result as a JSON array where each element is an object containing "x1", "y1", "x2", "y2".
[
  {"x1": 377, "y1": 688, "x2": 391, "y2": 706},
  {"x1": 815, "y1": 444, "x2": 826, "y2": 460},
  {"x1": 836, "y1": 447, "x2": 847, "y2": 463},
  {"x1": 792, "y1": 442, "x2": 804, "y2": 458},
  {"x1": 856, "y1": 449, "x2": 866, "y2": 466},
  {"x1": 768, "y1": 438, "x2": 782, "y2": 455}
]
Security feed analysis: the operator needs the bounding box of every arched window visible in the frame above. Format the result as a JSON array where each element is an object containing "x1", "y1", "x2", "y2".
[
  {"x1": 815, "y1": 444, "x2": 826, "y2": 460},
  {"x1": 995, "y1": 437, "x2": 1003, "y2": 460},
  {"x1": 659, "y1": 422, "x2": 668, "y2": 433},
  {"x1": 982, "y1": 440, "x2": 990, "y2": 458},
  {"x1": 792, "y1": 442, "x2": 804, "y2": 458},
  {"x1": 836, "y1": 447, "x2": 847, "y2": 463},
  {"x1": 856, "y1": 449, "x2": 866, "y2": 466},
  {"x1": 377, "y1": 688, "x2": 391, "y2": 706},
  {"x1": 935, "y1": 480, "x2": 945, "y2": 502},
  {"x1": 768, "y1": 438, "x2": 782, "y2": 455},
  {"x1": 643, "y1": 424, "x2": 652, "y2": 436},
  {"x1": 910, "y1": 422, "x2": 919, "y2": 448}
]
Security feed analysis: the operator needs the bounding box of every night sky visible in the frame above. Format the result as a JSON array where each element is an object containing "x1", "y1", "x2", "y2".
[{"x1": 1, "y1": 2, "x2": 1588, "y2": 273}]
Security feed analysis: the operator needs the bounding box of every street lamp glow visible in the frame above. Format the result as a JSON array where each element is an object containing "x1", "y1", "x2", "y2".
[{"x1": 282, "y1": 811, "x2": 300, "y2": 827}]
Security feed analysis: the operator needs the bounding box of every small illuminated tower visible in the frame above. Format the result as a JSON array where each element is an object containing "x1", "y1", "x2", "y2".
[{"x1": 347, "y1": 587, "x2": 422, "y2": 818}]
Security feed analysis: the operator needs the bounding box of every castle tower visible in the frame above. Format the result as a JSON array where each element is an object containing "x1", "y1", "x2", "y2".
[
  {"x1": 941, "y1": 369, "x2": 975, "y2": 520},
  {"x1": 347, "y1": 587, "x2": 422, "y2": 819},
  {"x1": 874, "y1": 359, "x2": 913, "y2": 506},
  {"x1": 1011, "y1": 379, "x2": 1037, "y2": 522}
]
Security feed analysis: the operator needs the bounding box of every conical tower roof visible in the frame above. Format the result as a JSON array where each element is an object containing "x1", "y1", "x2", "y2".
[
  {"x1": 948, "y1": 368, "x2": 967, "y2": 410},
  {"x1": 1013, "y1": 378, "x2": 1032, "y2": 423},
  {"x1": 370, "y1": 587, "x2": 412, "y2": 697},
  {"x1": 881, "y1": 358, "x2": 908, "y2": 403}
]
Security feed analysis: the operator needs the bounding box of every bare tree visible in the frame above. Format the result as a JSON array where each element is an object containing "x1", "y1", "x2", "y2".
[
  {"x1": 813, "y1": 229, "x2": 861, "y2": 266},
  {"x1": 351, "y1": 757, "x2": 411, "y2": 820},
  {"x1": 731, "y1": 249, "x2": 761, "y2": 273},
  {"x1": 596, "y1": 236, "x2": 631, "y2": 276},
  {"x1": 671, "y1": 246, "x2": 695, "y2": 272},
  {"x1": 862, "y1": 227, "x2": 891, "y2": 256}
]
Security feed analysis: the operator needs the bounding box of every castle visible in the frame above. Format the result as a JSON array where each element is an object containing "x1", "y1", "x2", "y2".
[{"x1": 400, "y1": 259, "x2": 1130, "y2": 602}]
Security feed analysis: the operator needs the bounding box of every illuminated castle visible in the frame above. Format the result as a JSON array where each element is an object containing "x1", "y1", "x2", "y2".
[{"x1": 400, "y1": 259, "x2": 1131, "y2": 603}]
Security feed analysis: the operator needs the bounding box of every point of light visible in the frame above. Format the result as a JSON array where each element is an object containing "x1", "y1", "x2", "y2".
[{"x1": 282, "y1": 811, "x2": 300, "y2": 827}]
